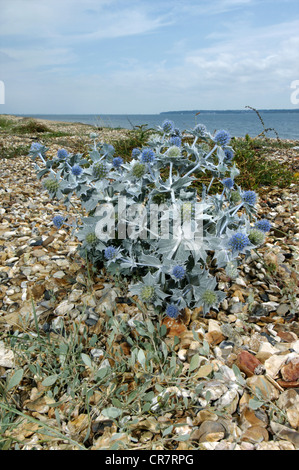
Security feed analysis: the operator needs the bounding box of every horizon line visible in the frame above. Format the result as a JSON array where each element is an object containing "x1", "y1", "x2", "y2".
[{"x1": 2, "y1": 108, "x2": 299, "y2": 116}]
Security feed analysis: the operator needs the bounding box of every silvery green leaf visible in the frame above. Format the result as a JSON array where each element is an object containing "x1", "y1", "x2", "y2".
[
  {"x1": 213, "y1": 249, "x2": 229, "y2": 268},
  {"x1": 89, "y1": 149, "x2": 101, "y2": 162},
  {"x1": 139, "y1": 254, "x2": 162, "y2": 267},
  {"x1": 76, "y1": 184, "x2": 92, "y2": 197},
  {"x1": 61, "y1": 186, "x2": 74, "y2": 195},
  {"x1": 230, "y1": 163, "x2": 240, "y2": 179},
  {"x1": 137, "y1": 349, "x2": 146, "y2": 368},
  {"x1": 81, "y1": 353, "x2": 92, "y2": 367},
  {"x1": 41, "y1": 374, "x2": 58, "y2": 387},
  {"x1": 189, "y1": 353, "x2": 200, "y2": 372},
  {"x1": 7, "y1": 369, "x2": 24, "y2": 391},
  {"x1": 81, "y1": 196, "x2": 99, "y2": 212},
  {"x1": 102, "y1": 407, "x2": 122, "y2": 419},
  {"x1": 248, "y1": 397, "x2": 264, "y2": 410},
  {"x1": 37, "y1": 168, "x2": 49, "y2": 179}
]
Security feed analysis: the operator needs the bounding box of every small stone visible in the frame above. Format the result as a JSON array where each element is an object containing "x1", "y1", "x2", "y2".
[
  {"x1": 205, "y1": 330, "x2": 225, "y2": 346},
  {"x1": 235, "y1": 277, "x2": 247, "y2": 287},
  {"x1": 239, "y1": 406, "x2": 268, "y2": 429},
  {"x1": 5, "y1": 257, "x2": 19, "y2": 265},
  {"x1": 276, "y1": 304, "x2": 290, "y2": 316},
  {"x1": 162, "y1": 317, "x2": 187, "y2": 338},
  {"x1": 42, "y1": 235, "x2": 55, "y2": 247},
  {"x1": 2, "y1": 231, "x2": 16, "y2": 239},
  {"x1": 246, "y1": 375, "x2": 280, "y2": 400},
  {"x1": 236, "y1": 350, "x2": 263, "y2": 377},
  {"x1": 280, "y1": 357, "x2": 299, "y2": 382},
  {"x1": 208, "y1": 319, "x2": 222, "y2": 333},
  {"x1": 270, "y1": 422, "x2": 299, "y2": 447},
  {"x1": 216, "y1": 388, "x2": 239, "y2": 414},
  {"x1": 191, "y1": 420, "x2": 227, "y2": 442},
  {"x1": 195, "y1": 410, "x2": 218, "y2": 424},
  {"x1": 24, "y1": 395, "x2": 56, "y2": 414},
  {"x1": 229, "y1": 302, "x2": 244, "y2": 314},
  {"x1": 0, "y1": 341, "x2": 15, "y2": 367},
  {"x1": 261, "y1": 301, "x2": 280, "y2": 313},
  {"x1": 201, "y1": 380, "x2": 228, "y2": 401},
  {"x1": 277, "y1": 330, "x2": 298, "y2": 343},
  {"x1": 52, "y1": 270, "x2": 65, "y2": 279},
  {"x1": 196, "y1": 363, "x2": 214, "y2": 378},
  {"x1": 178, "y1": 349, "x2": 187, "y2": 361},
  {"x1": 264, "y1": 354, "x2": 288, "y2": 378},
  {"x1": 241, "y1": 425, "x2": 269, "y2": 444},
  {"x1": 277, "y1": 379, "x2": 299, "y2": 389},
  {"x1": 257, "y1": 341, "x2": 280, "y2": 359},
  {"x1": 277, "y1": 389, "x2": 299, "y2": 429},
  {"x1": 55, "y1": 300, "x2": 75, "y2": 316},
  {"x1": 119, "y1": 342, "x2": 131, "y2": 356},
  {"x1": 69, "y1": 289, "x2": 83, "y2": 302},
  {"x1": 68, "y1": 414, "x2": 89, "y2": 436}
]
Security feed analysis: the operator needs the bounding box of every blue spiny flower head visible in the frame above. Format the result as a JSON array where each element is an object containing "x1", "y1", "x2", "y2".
[
  {"x1": 71, "y1": 164, "x2": 83, "y2": 177},
  {"x1": 228, "y1": 232, "x2": 250, "y2": 252},
  {"x1": 53, "y1": 215, "x2": 65, "y2": 229},
  {"x1": 224, "y1": 148, "x2": 234, "y2": 162},
  {"x1": 169, "y1": 136, "x2": 182, "y2": 147},
  {"x1": 112, "y1": 156, "x2": 123, "y2": 169},
  {"x1": 213, "y1": 130, "x2": 231, "y2": 147},
  {"x1": 162, "y1": 119, "x2": 175, "y2": 133},
  {"x1": 242, "y1": 190, "x2": 257, "y2": 206},
  {"x1": 222, "y1": 177, "x2": 234, "y2": 189},
  {"x1": 131, "y1": 148, "x2": 141, "y2": 158},
  {"x1": 30, "y1": 142, "x2": 43, "y2": 152},
  {"x1": 141, "y1": 147, "x2": 155, "y2": 163},
  {"x1": 194, "y1": 123, "x2": 207, "y2": 136},
  {"x1": 57, "y1": 148, "x2": 68, "y2": 159},
  {"x1": 104, "y1": 246, "x2": 117, "y2": 260},
  {"x1": 255, "y1": 219, "x2": 271, "y2": 233},
  {"x1": 166, "y1": 304, "x2": 180, "y2": 319},
  {"x1": 172, "y1": 265, "x2": 185, "y2": 280}
]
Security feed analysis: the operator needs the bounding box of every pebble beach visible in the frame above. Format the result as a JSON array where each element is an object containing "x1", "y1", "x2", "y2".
[{"x1": 0, "y1": 114, "x2": 299, "y2": 450}]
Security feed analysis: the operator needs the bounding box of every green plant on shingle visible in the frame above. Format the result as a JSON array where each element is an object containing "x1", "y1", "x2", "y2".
[{"x1": 30, "y1": 120, "x2": 271, "y2": 320}]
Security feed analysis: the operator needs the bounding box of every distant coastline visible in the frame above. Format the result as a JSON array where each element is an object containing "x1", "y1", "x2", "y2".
[
  {"x1": 160, "y1": 109, "x2": 299, "y2": 115},
  {"x1": 2, "y1": 109, "x2": 298, "y2": 139}
]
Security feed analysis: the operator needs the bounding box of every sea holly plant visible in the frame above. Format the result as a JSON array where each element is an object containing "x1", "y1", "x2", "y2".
[{"x1": 29, "y1": 122, "x2": 271, "y2": 319}]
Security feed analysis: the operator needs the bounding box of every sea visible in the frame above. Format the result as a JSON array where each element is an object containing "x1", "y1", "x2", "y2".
[{"x1": 18, "y1": 109, "x2": 299, "y2": 140}]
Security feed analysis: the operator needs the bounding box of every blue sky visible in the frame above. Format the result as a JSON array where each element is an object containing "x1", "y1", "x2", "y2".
[{"x1": 0, "y1": 0, "x2": 299, "y2": 114}]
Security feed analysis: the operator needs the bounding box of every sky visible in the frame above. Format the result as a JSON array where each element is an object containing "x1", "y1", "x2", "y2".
[{"x1": 0, "y1": 0, "x2": 299, "y2": 114}]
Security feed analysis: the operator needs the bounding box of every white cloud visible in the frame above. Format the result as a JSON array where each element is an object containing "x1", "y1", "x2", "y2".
[
  {"x1": 0, "y1": 0, "x2": 170, "y2": 42},
  {"x1": 1, "y1": 0, "x2": 298, "y2": 113},
  {"x1": 184, "y1": 19, "x2": 299, "y2": 85}
]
